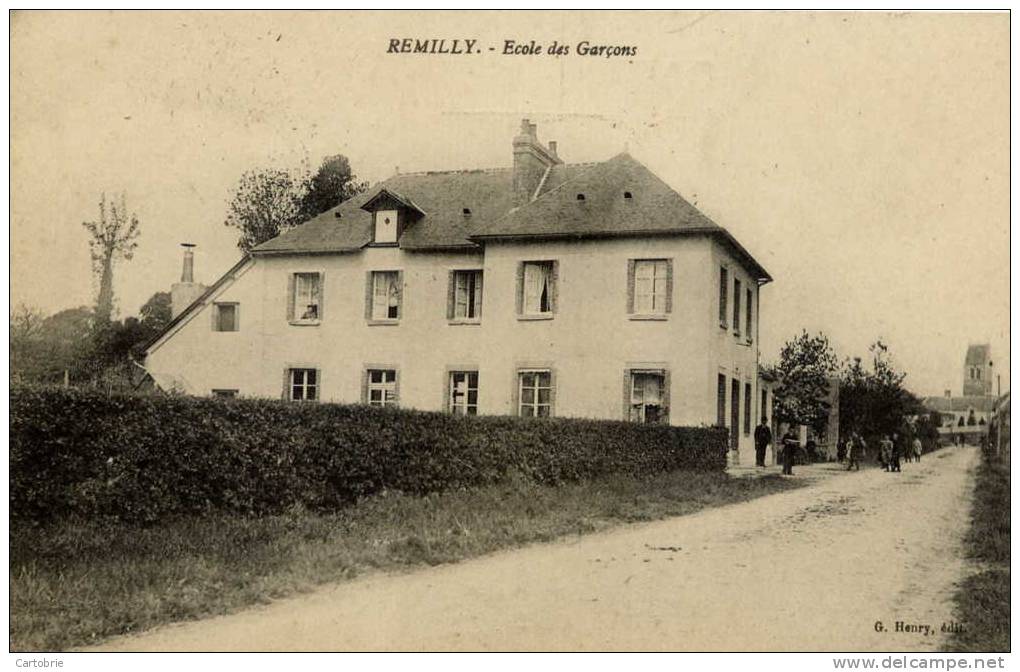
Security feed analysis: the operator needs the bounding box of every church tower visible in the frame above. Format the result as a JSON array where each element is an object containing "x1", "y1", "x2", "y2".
[{"x1": 963, "y1": 344, "x2": 993, "y2": 396}]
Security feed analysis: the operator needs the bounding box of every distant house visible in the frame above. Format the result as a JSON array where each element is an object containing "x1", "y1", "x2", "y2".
[
  {"x1": 921, "y1": 343, "x2": 997, "y2": 443},
  {"x1": 921, "y1": 343, "x2": 997, "y2": 426},
  {"x1": 143, "y1": 119, "x2": 773, "y2": 460}
]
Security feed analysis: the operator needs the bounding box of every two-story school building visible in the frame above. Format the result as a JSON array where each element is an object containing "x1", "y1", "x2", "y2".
[{"x1": 144, "y1": 119, "x2": 773, "y2": 458}]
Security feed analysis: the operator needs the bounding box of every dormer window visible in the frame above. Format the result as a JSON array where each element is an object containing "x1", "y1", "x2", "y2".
[
  {"x1": 375, "y1": 210, "x2": 398, "y2": 244},
  {"x1": 361, "y1": 188, "x2": 425, "y2": 245}
]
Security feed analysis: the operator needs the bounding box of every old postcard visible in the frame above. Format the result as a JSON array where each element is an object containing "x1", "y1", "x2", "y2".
[{"x1": 8, "y1": 10, "x2": 1010, "y2": 658}]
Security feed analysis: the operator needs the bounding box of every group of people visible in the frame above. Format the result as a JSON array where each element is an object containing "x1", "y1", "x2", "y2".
[
  {"x1": 838, "y1": 431, "x2": 923, "y2": 472},
  {"x1": 752, "y1": 418, "x2": 799, "y2": 476},
  {"x1": 753, "y1": 418, "x2": 925, "y2": 477}
]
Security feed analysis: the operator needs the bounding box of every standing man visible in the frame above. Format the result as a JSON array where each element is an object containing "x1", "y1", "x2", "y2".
[
  {"x1": 845, "y1": 432, "x2": 863, "y2": 471},
  {"x1": 879, "y1": 434, "x2": 894, "y2": 472},
  {"x1": 912, "y1": 435, "x2": 923, "y2": 462},
  {"x1": 781, "y1": 426, "x2": 799, "y2": 476},
  {"x1": 754, "y1": 417, "x2": 773, "y2": 468}
]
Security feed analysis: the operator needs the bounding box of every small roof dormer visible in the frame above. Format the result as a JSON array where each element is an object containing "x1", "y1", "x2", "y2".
[
  {"x1": 360, "y1": 188, "x2": 426, "y2": 246},
  {"x1": 359, "y1": 187, "x2": 426, "y2": 245}
]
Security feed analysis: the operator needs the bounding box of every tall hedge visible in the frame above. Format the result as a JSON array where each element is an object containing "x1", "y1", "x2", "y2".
[{"x1": 10, "y1": 386, "x2": 728, "y2": 524}]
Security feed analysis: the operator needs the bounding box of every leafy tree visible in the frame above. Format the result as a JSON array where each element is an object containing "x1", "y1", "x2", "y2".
[
  {"x1": 958, "y1": 416, "x2": 965, "y2": 427},
  {"x1": 839, "y1": 340, "x2": 920, "y2": 442},
  {"x1": 82, "y1": 193, "x2": 140, "y2": 324},
  {"x1": 139, "y1": 291, "x2": 172, "y2": 333},
  {"x1": 224, "y1": 168, "x2": 305, "y2": 252},
  {"x1": 10, "y1": 305, "x2": 96, "y2": 383},
  {"x1": 225, "y1": 155, "x2": 368, "y2": 253},
  {"x1": 770, "y1": 330, "x2": 838, "y2": 434},
  {"x1": 297, "y1": 154, "x2": 368, "y2": 221}
]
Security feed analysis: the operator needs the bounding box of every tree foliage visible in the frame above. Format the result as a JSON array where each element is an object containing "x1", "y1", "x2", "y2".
[
  {"x1": 770, "y1": 331, "x2": 838, "y2": 433},
  {"x1": 224, "y1": 168, "x2": 305, "y2": 253},
  {"x1": 225, "y1": 154, "x2": 367, "y2": 252},
  {"x1": 81, "y1": 193, "x2": 140, "y2": 323},
  {"x1": 10, "y1": 292, "x2": 173, "y2": 387},
  {"x1": 297, "y1": 154, "x2": 368, "y2": 222},
  {"x1": 838, "y1": 340, "x2": 921, "y2": 441}
]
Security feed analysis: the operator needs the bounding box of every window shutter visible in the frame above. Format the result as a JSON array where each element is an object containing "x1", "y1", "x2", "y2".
[
  {"x1": 282, "y1": 368, "x2": 291, "y2": 400},
  {"x1": 396, "y1": 271, "x2": 404, "y2": 319},
  {"x1": 550, "y1": 261, "x2": 560, "y2": 313},
  {"x1": 317, "y1": 273, "x2": 325, "y2": 322},
  {"x1": 287, "y1": 274, "x2": 296, "y2": 321},
  {"x1": 211, "y1": 304, "x2": 218, "y2": 331},
  {"x1": 626, "y1": 260, "x2": 636, "y2": 314},
  {"x1": 665, "y1": 260, "x2": 674, "y2": 314},
  {"x1": 393, "y1": 369, "x2": 401, "y2": 404},
  {"x1": 446, "y1": 271, "x2": 456, "y2": 320},
  {"x1": 623, "y1": 369, "x2": 632, "y2": 420},
  {"x1": 474, "y1": 271, "x2": 484, "y2": 318},
  {"x1": 364, "y1": 272, "x2": 373, "y2": 320},
  {"x1": 315, "y1": 368, "x2": 322, "y2": 402},
  {"x1": 515, "y1": 263, "x2": 524, "y2": 315},
  {"x1": 361, "y1": 368, "x2": 368, "y2": 403},
  {"x1": 548, "y1": 368, "x2": 557, "y2": 416},
  {"x1": 662, "y1": 370, "x2": 671, "y2": 424}
]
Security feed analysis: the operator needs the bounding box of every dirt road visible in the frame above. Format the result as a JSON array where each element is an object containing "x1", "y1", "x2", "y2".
[{"x1": 94, "y1": 446, "x2": 979, "y2": 652}]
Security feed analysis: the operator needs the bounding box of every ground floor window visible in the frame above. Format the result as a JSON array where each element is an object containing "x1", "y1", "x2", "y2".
[
  {"x1": 744, "y1": 382, "x2": 752, "y2": 435},
  {"x1": 212, "y1": 388, "x2": 238, "y2": 398},
  {"x1": 366, "y1": 369, "x2": 398, "y2": 407},
  {"x1": 289, "y1": 368, "x2": 318, "y2": 401},
  {"x1": 518, "y1": 370, "x2": 552, "y2": 417},
  {"x1": 717, "y1": 374, "x2": 727, "y2": 427},
  {"x1": 629, "y1": 370, "x2": 668, "y2": 423},
  {"x1": 449, "y1": 371, "x2": 479, "y2": 415}
]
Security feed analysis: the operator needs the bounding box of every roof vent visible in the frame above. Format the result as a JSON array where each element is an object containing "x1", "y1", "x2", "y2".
[
  {"x1": 334, "y1": 211, "x2": 343, "y2": 218},
  {"x1": 624, "y1": 191, "x2": 633, "y2": 200},
  {"x1": 576, "y1": 194, "x2": 586, "y2": 201},
  {"x1": 462, "y1": 208, "x2": 472, "y2": 216}
]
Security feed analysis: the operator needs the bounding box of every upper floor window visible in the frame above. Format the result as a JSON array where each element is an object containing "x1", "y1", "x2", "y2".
[
  {"x1": 368, "y1": 271, "x2": 402, "y2": 322},
  {"x1": 518, "y1": 261, "x2": 557, "y2": 317},
  {"x1": 628, "y1": 259, "x2": 672, "y2": 317},
  {"x1": 745, "y1": 287, "x2": 753, "y2": 342},
  {"x1": 449, "y1": 270, "x2": 483, "y2": 321},
  {"x1": 375, "y1": 209, "x2": 398, "y2": 244},
  {"x1": 733, "y1": 278, "x2": 742, "y2": 336},
  {"x1": 288, "y1": 273, "x2": 322, "y2": 324},
  {"x1": 213, "y1": 302, "x2": 238, "y2": 332},
  {"x1": 365, "y1": 368, "x2": 398, "y2": 407},
  {"x1": 718, "y1": 266, "x2": 728, "y2": 328},
  {"x1": 288, "y1": 368, "x2": 318, "y2": 402}
]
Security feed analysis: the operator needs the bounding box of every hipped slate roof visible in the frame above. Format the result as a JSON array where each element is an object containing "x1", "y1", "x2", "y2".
[{"x1": 252, "y1": 153, "x2": 771, "y2": 281}]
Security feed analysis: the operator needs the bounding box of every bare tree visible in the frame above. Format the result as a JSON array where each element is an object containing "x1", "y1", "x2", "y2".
[{"x1": 82, "y1": 193, "x2": 140, "y2": 324}]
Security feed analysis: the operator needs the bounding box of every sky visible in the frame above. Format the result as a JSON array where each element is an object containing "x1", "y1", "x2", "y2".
[{"x1": 10, "y1": 10, "x2": 1009, "y2": 398}]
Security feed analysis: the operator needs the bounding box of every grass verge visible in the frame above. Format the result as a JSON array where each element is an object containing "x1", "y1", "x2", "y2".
[
  {"x1": 12, "y1": 469, "x2": 801, "y2": 651},
  {"x1": 943, "y1": 444, "x2": 1010, "y2": 652}
]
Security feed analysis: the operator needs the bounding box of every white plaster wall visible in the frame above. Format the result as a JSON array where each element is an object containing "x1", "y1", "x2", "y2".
[
  {"x1": 708, "y1": 241, "x2": 767, "y2": 457},
  {"x1": 145, "y1": 235, "x2": 765, "y2": 434}
]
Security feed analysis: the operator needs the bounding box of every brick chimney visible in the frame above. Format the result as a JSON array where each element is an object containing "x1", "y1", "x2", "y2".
[
  {"x1": 171, "y1": 243, "x2": 207, "y2": 318},
  {"x1": 512, "y1": 119, "x2": 562, "y2": 206}
]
